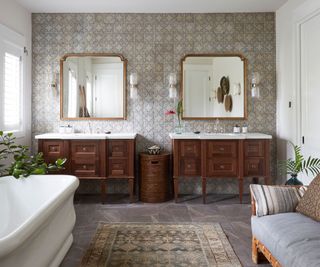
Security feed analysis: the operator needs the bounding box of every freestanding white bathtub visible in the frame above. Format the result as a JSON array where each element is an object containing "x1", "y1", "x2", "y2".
[{"x1": 0, "y1": 175, "x2": 79, "y2": 267}]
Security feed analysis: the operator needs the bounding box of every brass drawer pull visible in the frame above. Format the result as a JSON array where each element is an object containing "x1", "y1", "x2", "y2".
[
  {"x1": 220, "y1": 165, "x2": 225, "y2": 169},
  {"x1": 219, "y1": 147, "x2": 225, "y2": 151}
]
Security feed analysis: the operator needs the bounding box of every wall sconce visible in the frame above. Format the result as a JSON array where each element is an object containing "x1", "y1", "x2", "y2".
[
  {"x1": 251, "y1": 72, "x2": 261, "y2": 99},
  {"x1": 232, "y1": 83, "x2": 241, "y2": 96},
  {"x1": 168, "y1": 73, "x2": 177, "y2": 99},
  {"x1": 129, "y1": 73, "x2": 138, "y2": 99},
  {"x1": 50, "y1": 71, "x2": 58, "y2": 96}
]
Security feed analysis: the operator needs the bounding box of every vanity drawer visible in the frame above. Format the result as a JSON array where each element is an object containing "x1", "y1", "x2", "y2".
[
  {"x1": 244, "y1": 140, "x2": 265, "y2": 158},
  {"x1": 42, "y1": 140, "x2": 64, "y2": 159},
  {"x1": 244, "y1": 158, "x2": 265, "y2": 176},
  {"x1": 109, "y1": 141, "x2": 128, "y2": 158},
  {"x1": 180, "y1": 158, "x2": 201, "y2": 176},
  {"x1": 71, "y1": 141, "x2": 99, "y2": 157},
  {"x1": 108, "y1": 159, "x2": 128, "y2": 177},
  {"x1": 207, "y1": 141, "x2": 237, "y2": 158},
  {"x1": 73, "y1": 163, "x2": 98, "y2": 177},
  {"x1": 180, "y1": 140, "x2": 201, "y2": 158},
  {"x1": 207, "y1": 158, "x2": 238, "y2": 176}
]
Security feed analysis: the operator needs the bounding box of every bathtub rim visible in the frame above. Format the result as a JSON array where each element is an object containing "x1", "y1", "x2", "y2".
[{"x1": 0, "y1": 175, "x2": 79, "y2": 258}]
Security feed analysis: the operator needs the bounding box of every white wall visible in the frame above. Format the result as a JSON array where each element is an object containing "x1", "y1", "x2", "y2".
[
  {"x1": 0, "y1": 0, "x2": 32, "y2": 148},
  {"x1": 276, "y1": 0, "x2": 320, "y2": 183}
]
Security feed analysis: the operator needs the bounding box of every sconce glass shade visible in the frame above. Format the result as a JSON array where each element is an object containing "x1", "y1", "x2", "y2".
[
  {"x1": 168, "y1": 73, "x2": 177, "y2": 99},
  {"x1": 129, "y1": 73, "x2": 138, "y2": 99},
  {"x1": 251, "y1": 72, "x2": 261, "y2": 84},
  {"x1": 169, "y1": 86, "x2": 177, "y2": 98},
  {"x1": 129, "y1": 73, "x2": 138, "y2": 86},
  {"x1": 168, "y1": 73, "x2": 177, "y2": 85},
  {"x1": 251, "y1": 85, "x2": 260, "y2": 99},
  {"x1": 130, "y1": 85, "x2": 138, "y2": 99}
]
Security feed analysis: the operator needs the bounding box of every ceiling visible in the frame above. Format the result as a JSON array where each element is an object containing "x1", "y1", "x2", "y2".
[{"x1": 15, "y1": 0, "x2": 288, "y2": 13}]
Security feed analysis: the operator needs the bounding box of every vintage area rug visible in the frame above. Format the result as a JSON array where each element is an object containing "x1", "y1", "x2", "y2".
[{"x1": 80, "y1": 223, "x2": 242, "y2": 267}]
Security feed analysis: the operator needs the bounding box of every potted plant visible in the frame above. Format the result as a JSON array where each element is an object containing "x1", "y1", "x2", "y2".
[
  {"x1": 278, "y1": 142, "x2": 320, "y2": 185},
  {"x1": 0, "y1": 131, "x2": 66, "y2": 178}
]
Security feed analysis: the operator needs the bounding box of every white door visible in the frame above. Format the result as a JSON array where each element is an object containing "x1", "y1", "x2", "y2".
[
  {"x1": 183, "y1": 65, "x2": 212, "y2": 117},
  {"x1": 300, "y1": 11, "x2": 320, "y2": 183}
]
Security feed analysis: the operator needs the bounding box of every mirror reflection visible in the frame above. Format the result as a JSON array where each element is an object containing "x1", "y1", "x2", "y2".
[
  {"x1": 60, "y1": 54, "x2": 126, "y2": 120},
  {"x1": 182, "y1": 55, "x2": 246, "y2": 119}
]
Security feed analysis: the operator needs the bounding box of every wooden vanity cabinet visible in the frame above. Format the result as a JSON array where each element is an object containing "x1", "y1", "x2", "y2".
[
  {"x1": 38, "y1": 138, "x2": 135, "y2": 203},
  {"x1": 172, "y1": 138, "x2": 270, "y2": 204},
  {"x1": 172, "y1": 140, "x2": 201, "y2": 201}
]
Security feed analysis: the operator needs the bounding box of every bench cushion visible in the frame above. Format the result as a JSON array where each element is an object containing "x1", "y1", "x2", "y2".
[{"x1": 252, "y1": 212, "x2": 320, "y2": 267}]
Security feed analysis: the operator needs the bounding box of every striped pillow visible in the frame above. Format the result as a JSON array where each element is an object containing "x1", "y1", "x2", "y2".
[{"x1": 250, "y1": 185, "x2": 305, "y2": 217}]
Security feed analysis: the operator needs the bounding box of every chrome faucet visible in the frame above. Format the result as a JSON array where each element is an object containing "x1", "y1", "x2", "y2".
[{"x1": 87, "y1": 121, "x2": 92, "y2": 134}]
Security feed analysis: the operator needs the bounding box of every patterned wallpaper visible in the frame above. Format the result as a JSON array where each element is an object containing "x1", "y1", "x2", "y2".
[{"x1": 32, "y1": 13, "x2": 276, "y2": 194}]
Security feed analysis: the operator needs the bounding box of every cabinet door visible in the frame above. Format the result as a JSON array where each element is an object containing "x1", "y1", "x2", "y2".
[
  {"x1": 42, "y1": 140, "x2": 65, "y2": 163},
  {"x1": 109, "y1": 140, "x2": 128, "y2": 158},
  {"x1": 180, "y1": 140, "x2": 201, "y2": 158},
  {"x1": 244, "y1": 159, "x2": 265, "y2": 176},
  {"x1": 180, "y1": 158, "x2": 201, "y2": 176},
  {"x1": 244, "y1": 140, "x2": 264, "y2": 157}
]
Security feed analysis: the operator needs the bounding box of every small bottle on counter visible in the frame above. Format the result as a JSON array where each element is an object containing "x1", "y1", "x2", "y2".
[
  {"x1": 242, "y1": 124, "x2": 248, "y2": 133},
  {"x1": 233, "y1": 125, "x2": 241, "y2": 134}
]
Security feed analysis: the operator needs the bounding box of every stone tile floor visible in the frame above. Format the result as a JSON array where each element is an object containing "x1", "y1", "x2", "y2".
[{"x1": 60, "y1": 194, "x2": 270, "y2": 267}]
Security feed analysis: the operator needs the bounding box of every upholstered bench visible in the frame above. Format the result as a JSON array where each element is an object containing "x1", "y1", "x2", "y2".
[{"x1": 250, "y1": 180, "x2": 320, "y2": 267}]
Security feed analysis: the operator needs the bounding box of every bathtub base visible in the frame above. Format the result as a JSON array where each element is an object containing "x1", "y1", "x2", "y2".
[{"x1": 50, "y1": 234, "x2": 73, "y2": 267}]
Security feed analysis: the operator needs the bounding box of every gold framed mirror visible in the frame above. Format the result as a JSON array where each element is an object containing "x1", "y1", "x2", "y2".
[
  {"x1": 60, "y1": 53, "x2": 127, "y2": 120},
  {"x1": 181, "y1": 53, "x2": 247, "y2": 120}
]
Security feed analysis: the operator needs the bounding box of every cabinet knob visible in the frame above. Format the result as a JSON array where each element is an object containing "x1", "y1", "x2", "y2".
[
  {"x1": 83, "y1": 147, "x2": 86, "y2": 151},
  {"x1": 187, "y1": 164, "x2": 191, "y2": 168},
  {"x1": 219, "y1": 147, "x2": 225, "y2": 151},
  {"x1": 220, "y1": 165, "x2": 225, "y2": 169},
  {"x1": 83, "y1": 165, "x2": 87, "y2": 169}
]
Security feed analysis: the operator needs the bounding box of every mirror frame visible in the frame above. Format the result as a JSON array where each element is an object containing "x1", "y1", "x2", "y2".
[
  {"x1": 180, "y1": 53, "x2": 248, "y2": 120},
  {"x1": 60, "y1": 53, "x2": 127, "y2": 120}
]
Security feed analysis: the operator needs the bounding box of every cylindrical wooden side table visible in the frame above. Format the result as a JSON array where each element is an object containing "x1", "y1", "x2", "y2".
[{"x1": 140, "y1": 152, "x2": 171, "y2": 203}]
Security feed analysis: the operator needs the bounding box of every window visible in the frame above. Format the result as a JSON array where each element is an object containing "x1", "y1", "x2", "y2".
[{"x1": 0, "y1": 24, "x2": 25, "y2": 135}]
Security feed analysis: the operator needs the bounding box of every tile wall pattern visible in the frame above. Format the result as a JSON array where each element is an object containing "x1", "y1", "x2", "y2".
[{"x1": 32, "y1": 13, "x2": 276, "y2": 194}]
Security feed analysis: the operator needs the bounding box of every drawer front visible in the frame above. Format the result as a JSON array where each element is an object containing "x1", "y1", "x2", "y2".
[
  {"x1": 72, "y1": 157, "x2": 99, "y2": 177},
  {"x1": 109, "y1": 141, "x2": 128, "y2": 158},
  {"x1": 109, "y1": 159, "x2": 128, "y2": 176},
  {"x1": 207, "y1": 141, "x2": 237, "y2": 158},
  {"x1": 207, "y1": 158, "x2": 238, "y2": 176},
  {"x1": 244, "y1": 140, "x2": 264, "y2": 158},
  {"x1": 43, "y1": 141, "x2": 64, "y2": 159},
  {"x1": 71, "y1": 141, "x2": 99, "y2": 157},
  {"x1": 244, "y1": 159, "x2": 265, "y2": 176},
  {"x1": 180, "y1": 141, "x2": 200, "y2": 158},
  {"x1": 180, "y1": 158, "x2": 201, "y2": 176}
]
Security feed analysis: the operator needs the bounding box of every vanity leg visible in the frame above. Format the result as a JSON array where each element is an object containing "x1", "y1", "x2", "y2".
[
  {"x1": 239, "y1": 178, "x2": 243, "y2": 204},
  {"x1": 202, "y1": 177, "x2": 207, "y2": 204},
  {"x1": 101, "y1": 179, "x2": 106, "y2": 204},
  {"x1": 129, "y1": 178, "x2": 134, "y2": 203},
  {"x1": 174, "y1": 177, "x2": 179, "y2": 203}
]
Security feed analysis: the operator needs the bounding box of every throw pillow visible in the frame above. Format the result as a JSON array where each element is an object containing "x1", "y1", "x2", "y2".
[
  {"x1": 296, "y1": 175, "x2": 320, "y2": 221},
  {"x1": 250, "y1": 184, "x2": 303, "y2": 217}
]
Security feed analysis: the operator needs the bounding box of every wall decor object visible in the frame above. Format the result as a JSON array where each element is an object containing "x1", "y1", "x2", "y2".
[
  {"x1": 129, "y1": 72, "x2": 138, "y2": 99},
  {"x1": 251, "y1": 72, "x2": 261, "y2": 99},
  {"x1": 60, "y1": 53, "x2": 127, "y2": 120},
  {"x1": 32, "y1": 13, "x2": 277, "y2": 195},
  {"x1": 181, "y1": 54, "x2": 247, "y2": 120},
  {"x1": 168, "y1": 73, "x2": 178, "y2": 99}
]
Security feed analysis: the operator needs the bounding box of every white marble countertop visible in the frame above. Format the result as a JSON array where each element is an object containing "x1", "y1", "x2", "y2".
[
  {"x1": 35, "y1": 133, "x2": 137, "y2": 140},
  {"x1": 169, "y1": 132, "x2": 272, "y2": 140}
]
